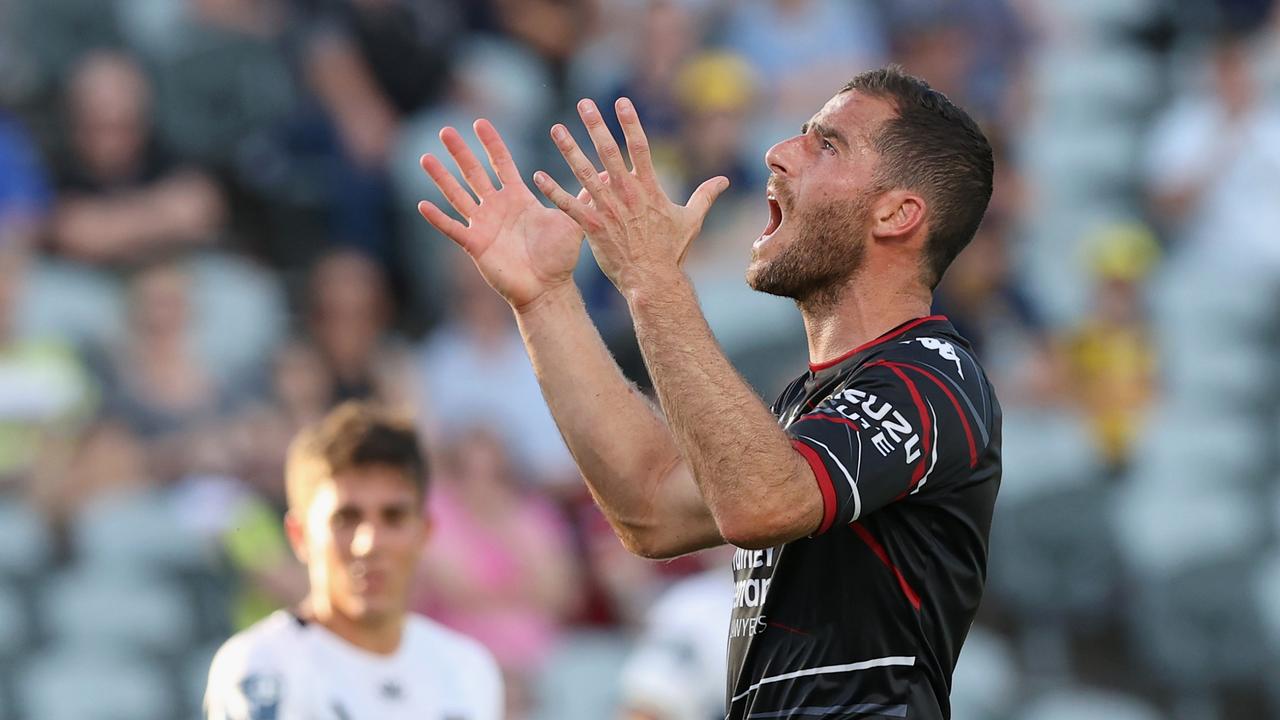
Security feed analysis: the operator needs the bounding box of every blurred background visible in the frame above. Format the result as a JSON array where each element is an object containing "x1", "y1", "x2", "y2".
[{"x1": 0, "y1": 0, "x2": 1278, "y2": 718}]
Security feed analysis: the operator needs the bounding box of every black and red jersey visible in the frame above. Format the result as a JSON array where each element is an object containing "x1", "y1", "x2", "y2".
[{"x1": 727, "y1": 315, "x2": 1001, "y2": 720}]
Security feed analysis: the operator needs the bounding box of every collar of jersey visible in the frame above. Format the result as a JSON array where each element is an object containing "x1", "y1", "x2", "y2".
[{"x1": 807, "y1": 314, "x2": 950, "y2": 374}]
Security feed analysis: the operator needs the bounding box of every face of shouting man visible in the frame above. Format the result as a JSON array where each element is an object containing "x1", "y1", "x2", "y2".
[{"x1": 746, "y1": 91, "x2": 898, "y2": 312}]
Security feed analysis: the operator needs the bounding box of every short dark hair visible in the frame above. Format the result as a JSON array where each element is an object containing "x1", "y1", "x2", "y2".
[
  {"x1": 286, "y1": 401, "x2": 428, "y2": 512},
  {"x1": 842, "y1": 66, "x2": 994, "y2": 288}
]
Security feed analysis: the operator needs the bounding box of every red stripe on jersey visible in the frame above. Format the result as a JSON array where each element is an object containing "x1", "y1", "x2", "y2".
[
  {"x1": 867, "y1": 361, "x2": 932, "y2": 493},
  {"x1": 893, "y1": 362, "x2": 979, "y2": 468},
  {"x1": 851, "y1": 522, "x2": 922, "y2": 611},
  {"x1": 792, "y1": 439, "x2": 837, "y2": 535},
  {"x1": 809, "y1": 315, "x2": 948, "y2": 372},
  {"x1": 797, "y1": 412, "x2": 863, "y2": 432}
]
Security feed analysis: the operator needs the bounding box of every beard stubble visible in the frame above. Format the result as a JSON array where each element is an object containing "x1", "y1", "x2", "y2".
[{"x1": 745, "y1": 187, "x2": 869, "y2": 315}]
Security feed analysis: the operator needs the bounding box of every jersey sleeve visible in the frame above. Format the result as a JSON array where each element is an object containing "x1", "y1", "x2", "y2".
[
  {"x1": 787, "y1": 355, "x2": 987, "y2": 534},
  {"x1": 204, "y1": 634, "x2": 290, "y2": 720}
]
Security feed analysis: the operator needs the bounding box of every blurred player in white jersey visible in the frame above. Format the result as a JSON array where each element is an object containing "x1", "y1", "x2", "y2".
[{"x1": 205, "y1": 402, "x2": 502, "y2": 720}]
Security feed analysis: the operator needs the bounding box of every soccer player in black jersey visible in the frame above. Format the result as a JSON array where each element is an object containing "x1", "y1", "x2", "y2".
[{"x1": 417, "y1": 66, "x2": 998, "y2": 720}]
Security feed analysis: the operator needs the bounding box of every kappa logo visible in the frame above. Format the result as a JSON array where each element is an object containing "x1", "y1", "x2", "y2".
[{"x1": 902, "y1": 337, "x2": 964, "y2": 378}]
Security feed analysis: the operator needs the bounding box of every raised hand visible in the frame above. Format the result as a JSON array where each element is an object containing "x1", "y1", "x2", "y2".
[
  {"x1": 532, "y1": 97, "x2": 729, "y2": 294},
  {"x1": 417, "y1": 119, "x2": 584, "y2": 311}
]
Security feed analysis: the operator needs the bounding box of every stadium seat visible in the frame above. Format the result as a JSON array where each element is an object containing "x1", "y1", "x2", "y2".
[
  {"x1": 42, "y1": 567, "x2": 195, "y2": 654},
  {"x1": 1113, "y1": 482, "x2": 1271, "y2": 700},
  {"x1": 950, "y1": 625, "x2": 1021, "y2": 720},
  {"x1": 0, "y1": 582, "x2": 28, "y2": 662},
  {"x1": 1255, "y1": 550, "x2": 1280, "y2": 657},
  {"x1": 1126, "y1": 406, "x2": 1272, "y2": 492},
  {"x1": 188, "y1": 252, "x2": 289, "y2": 385},
  {"x1": 989, "y1": 481, "x2": 1119, "y2": 622},
  {"x1": 1113, "y1": 483, "x2": 1267, "y2": 579},
  {"x1": 0, "y1": 498, "x2": 53, "y2": 577},
  {"x1": 1015, "y1": 687, "x2": 1167, "y2": 720},
  {"x1": 72, "y1": 488, "x2": 212, "y2": 573},
  {"x1": 997, "y1": 408, "x2": 1103, "y2": 504},
  {"x1": 16, "y1": 648, "x2": 172, "y2": 720},
  {"x1": 181, "y1": 642, "x2": 222, "y2": 717}
]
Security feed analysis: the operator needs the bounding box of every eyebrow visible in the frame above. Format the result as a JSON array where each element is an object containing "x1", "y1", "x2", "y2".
[{"x1": 801, "y1": 120, "x2": 849, "y2": 151}]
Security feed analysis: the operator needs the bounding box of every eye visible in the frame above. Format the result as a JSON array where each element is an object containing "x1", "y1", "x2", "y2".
[
  {"x1": 822, "y1": 139, "x2": 836, "y2": 155},
  {"x1": 332, "y1": 508, "x2": 360, "y2": 529},
  {"x1": 383, "y1": 506, "x2": 410, "y2": 527}
]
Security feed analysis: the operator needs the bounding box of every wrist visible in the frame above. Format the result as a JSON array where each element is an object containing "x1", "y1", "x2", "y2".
[
  {"x1": 512, "y1": 280, "x2": 582, "y2": 319},
  {"x1": 623, "y1": 268, "x2": 692, "y2": 311}
]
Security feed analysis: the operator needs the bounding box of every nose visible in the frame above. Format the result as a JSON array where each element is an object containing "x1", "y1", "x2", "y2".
[
  {"x1": 764, "y1": 135, "x2": 799, "y2": 177},
  {"x1": 351, "y1": 521, "x2": 378, "y2": 558}
]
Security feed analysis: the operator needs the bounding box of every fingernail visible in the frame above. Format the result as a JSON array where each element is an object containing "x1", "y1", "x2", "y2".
[
  {"x1": 552, "y1": 125, "x2": 567, "y2": 140},
  {"x1": 618, "y1": 97, "x2": 633, "y2": 112},
  {"x1": 578, "y1": 99, "x2": 596, "y2": 115},
  {"x1": 533, "y1": 171, "x2": 546, "y2": 183}
]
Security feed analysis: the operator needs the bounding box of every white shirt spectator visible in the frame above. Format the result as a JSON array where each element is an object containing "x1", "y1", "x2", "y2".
[
  {"x1": 618, "y1": 569, "x2": 732, "y2": 720},
  {"x1": 1145, "y1": 95, "x2": 1280, "y2": 269},
  {"x1": 205, "y1": 610, "x2": 502, "y2": 720}
]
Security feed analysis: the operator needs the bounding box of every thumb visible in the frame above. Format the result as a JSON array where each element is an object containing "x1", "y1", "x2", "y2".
[{"x1": 687, "y1": 176, "x2": 730, "y2": 222}]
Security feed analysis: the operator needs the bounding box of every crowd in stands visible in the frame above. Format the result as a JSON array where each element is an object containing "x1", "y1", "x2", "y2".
[{"x1": 0, "y1": 0, "x2": 1279, "y2": 718}]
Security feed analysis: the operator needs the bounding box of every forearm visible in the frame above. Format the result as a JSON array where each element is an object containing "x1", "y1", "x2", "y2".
[
  {"x1": 626, "y1": 274, "x2": 820, "y2": 547},
  {"x1": 52, "y1": 178, "x2": 221, "y2": 261},
  {"x1": 514, "y1": 283, "x2": 706, "y2": 553}
]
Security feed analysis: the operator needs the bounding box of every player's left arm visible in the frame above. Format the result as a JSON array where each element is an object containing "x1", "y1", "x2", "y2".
[{"x1": 535, "y1": 98, "x2": 821, "y2": 549}]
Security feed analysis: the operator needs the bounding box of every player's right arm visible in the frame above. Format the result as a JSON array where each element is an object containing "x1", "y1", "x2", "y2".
[{"x1": 416, "y1": 121, "x2": 721, "y2": 559}]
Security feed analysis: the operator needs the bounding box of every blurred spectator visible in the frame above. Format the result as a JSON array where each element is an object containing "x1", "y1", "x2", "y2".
[
  {"x1": 883, "y1": 0, "x2": 1026, "y2": 121},
  {"x1": 934, "y1": 211, "x2": 1063, "y2": 407},
  {"x1": 489, "y1": 0, "x2": 599, "y2": 91},
  {"x1": 417, "y1": 253, "x2": 578, "y2": 487},
  {"x1": 602, "y1": 0, "x2": 707, "y2": 147},
  {"x1": 667, "y1": 52, "x2": 759, "y2": 199},
  {"x1": 49, "y1": 50, "x2": 226, "y2": 265},
  {"x1": 723, "y1": 0, "x2": 885, "y2": 136},
  {"x1": 416, "y1": 427, "x2": 580, "y2": 717},
  {"x1": 617, "y1": 553, "x2": 731, "y2": 720},
  {"x1": 0, "y1": 244, "x2": 95, "y2": 487},
  {"x1": 31, "y1": 417, "x2": 150, "y2": 524},
  {"x1": 88, "y1": 259, "x2": 242, "y2": 484},
  {"x1": 0, "y1": 110, "x2": 51, "y2": 234},
  {"x1": 295, "y1": 0, "x2": 466, "y2": 256},
  {"x1": 233, "y1": 341, "x2": 334, "y2": 494},
  {"x1": 172, "y1": 465, "x2": 306, "y2": 631},
  {"x1": 1145, "y1": 28, "x2": 1280, "y2": 268},
  {"x1": 302, "y1": 247, "x2": 416, "y2": 411},
  {"x1": 1063, "y1": 223, "x2": 1160, "y2": 473}
]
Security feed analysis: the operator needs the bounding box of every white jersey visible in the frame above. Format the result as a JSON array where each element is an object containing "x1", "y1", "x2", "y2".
[{"x1": 205, "y1": 610, "x2": 502, "y2": 720}]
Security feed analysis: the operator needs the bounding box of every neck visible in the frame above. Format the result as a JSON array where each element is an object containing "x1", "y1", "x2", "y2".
[
  {"x1": 307, "y1": 597, "x2": 404, "y2": 656},
  {"x1": 801, "y1": 275, "x2": 933, "y2": 369}
]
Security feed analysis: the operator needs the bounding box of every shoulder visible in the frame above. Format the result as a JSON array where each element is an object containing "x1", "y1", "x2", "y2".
[
  {"x1": 856, "y1": 328, "x2": 992, "y2": 412},
  {"x1": 205, "y1": 612, "x2": 306, "y2": 718},
  {"x1": 869, "y1": 330, "x2": 982, "y2": 383},
  {"x1": 209, "y1": 611, "x2": 304, "y2": 674},
  {"x1": 406, "y1": 614, "x2": 501, "y2": 678}
]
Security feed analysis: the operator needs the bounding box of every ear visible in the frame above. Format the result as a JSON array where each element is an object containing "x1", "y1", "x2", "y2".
[
  {"x1": 871, "y1": 190, "x2": 926, "y2": 242},
  {"x1": 284, "y1": 511, "x2": 309, "y2": 565}
]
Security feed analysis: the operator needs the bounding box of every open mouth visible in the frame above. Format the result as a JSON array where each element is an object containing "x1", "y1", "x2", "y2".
[{"x1": 760, "y1": 194, "x2": 784, "y2": 240}]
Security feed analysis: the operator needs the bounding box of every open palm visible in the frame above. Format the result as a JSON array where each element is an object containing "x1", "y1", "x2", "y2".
[{"x1": 417, "y1": 120, "x2": 583, "y2": 310}]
